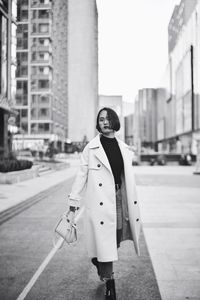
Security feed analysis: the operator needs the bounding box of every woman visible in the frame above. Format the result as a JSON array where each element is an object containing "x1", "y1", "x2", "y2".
[{"x1": 68, "y1": 107, "x2": 141, "y2": 300}]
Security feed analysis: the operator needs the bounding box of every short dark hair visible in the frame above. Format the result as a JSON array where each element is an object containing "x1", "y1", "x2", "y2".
[{"x1": 96, "y1": 107, "x2": 121, "y2": 132}]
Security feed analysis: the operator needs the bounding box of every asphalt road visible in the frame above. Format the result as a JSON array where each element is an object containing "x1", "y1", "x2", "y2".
[{"x1": 0, "y1": 174, "x2": 161, "y2": 300}]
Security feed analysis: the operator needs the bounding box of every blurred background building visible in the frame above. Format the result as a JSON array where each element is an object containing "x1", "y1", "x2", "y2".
[
  {"x1": 68, "y1": 0, "x2": 98, "y2": 147},
  {"x1": 13, "y1": 0, "x2": 98, "y2": 153},
  {"x1": 130, "y1": 0, "x2": 200, "y2": 158},
  {"x1": 0, "y1": 0, "x2": 17, "y2": 158}
]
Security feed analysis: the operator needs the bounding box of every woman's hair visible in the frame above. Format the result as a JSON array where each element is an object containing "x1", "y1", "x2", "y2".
[{"x1": 96, "y1": 107, "x2": 121, "y2": 132}]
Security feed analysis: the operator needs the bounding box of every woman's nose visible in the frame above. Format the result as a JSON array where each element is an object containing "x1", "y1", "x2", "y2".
[{"x1": 104, "y1": 119, "x2": 108, "y2": 124}]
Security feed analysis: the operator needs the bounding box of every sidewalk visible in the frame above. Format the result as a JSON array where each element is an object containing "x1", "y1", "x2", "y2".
[
  {"x1": 0, "y1": 163, "x2": 200, "y2": 299},
  {"x1": 0, "y1": 158, "x2": 79, "y2": 220},
  {"x1": 135, "y1": 165, "x2": 200, "y2": 300}
]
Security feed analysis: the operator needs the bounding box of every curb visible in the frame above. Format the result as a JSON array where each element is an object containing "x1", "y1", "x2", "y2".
[{"x1": 0, "y1": 179, "x2": 68, "y2": 226}]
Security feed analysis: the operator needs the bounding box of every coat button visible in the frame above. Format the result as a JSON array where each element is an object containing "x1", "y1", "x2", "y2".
[
  {"x1": 97, "y1": 164, "x2": 101, "y2": 168},
  {"x1": 100, "y1": 202, "x2": 103, "y2": 206},
  {"x1": 134, "y1": 201, "x2": 137, "y2": 204},
  {"x1": 100, "y1": 221, "x2": 104, "y2": 225},
  {"x1": 136, "y1": 218, "x2": 139, "y2": 222},
  {"x1": 99, "y1": 183, "x2": 102, "y2": 186}
]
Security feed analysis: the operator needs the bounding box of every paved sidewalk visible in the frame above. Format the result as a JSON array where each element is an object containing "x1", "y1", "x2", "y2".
[
  {"x1": 0, "y1": 163, "x2": 200, "y2": 299},
  {"x1": 0, "y1": 159, "x2": 79, "y2": 216},
  {"x1": 135, "y1": 165, "x2": 200, "y2": 300}
]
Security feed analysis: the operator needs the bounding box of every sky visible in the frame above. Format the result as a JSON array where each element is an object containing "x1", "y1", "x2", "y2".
[{"x1": 96, "y1": 0, "x2": 181, "y2": 102}]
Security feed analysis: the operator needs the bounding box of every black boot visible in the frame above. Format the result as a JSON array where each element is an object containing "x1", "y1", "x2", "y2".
[
  {"x1": 91, "y1": 257, "x2": 101, "y2": 277},
  {"x1": 105, "y1": 278, "x2": 117, "y2": 300}
]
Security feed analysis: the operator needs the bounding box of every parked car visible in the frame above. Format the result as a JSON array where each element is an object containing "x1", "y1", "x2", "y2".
[
  {"x1": 179, "y1": 154, "x2": 192, "y2": 166},
  {"x1": 149, "y1": 154, "x2": 167, "y2": 166},
  {"x1": 15, "y1": 150, "x2": 35, "y2": 163}
]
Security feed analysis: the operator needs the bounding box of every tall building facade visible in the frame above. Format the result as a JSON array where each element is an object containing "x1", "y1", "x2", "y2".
[
  {"x1": 134, "y1": 88, "x2": 157, "y2": 151},
  {"x1": 68, "y1": 0, "x2": 98, "y2": 144},
  {"x1": 14, "y1": 0, "x2": 68, "y2": 152},
  {"x1": 14, "y1": 0, "x2": 98, "y2": 152},
  {"x1": 0, "y1": 0, "x2": 17, "y2": 157},
  {"x1": 124, "y1": 114, "x2": 134, "y2": 145},
  {"x1": 166, "y1": 0, "x2": 200, "y2": 154}
]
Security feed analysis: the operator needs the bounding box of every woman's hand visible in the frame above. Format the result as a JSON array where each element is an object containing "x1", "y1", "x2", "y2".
[{"x1": 67, "y1": 208, "x2": 76, "y2": 224}]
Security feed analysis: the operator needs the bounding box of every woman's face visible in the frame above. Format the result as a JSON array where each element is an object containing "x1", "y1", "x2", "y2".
[{"x1": 98, "y1": 110, "x2": 114, "y2": 135}]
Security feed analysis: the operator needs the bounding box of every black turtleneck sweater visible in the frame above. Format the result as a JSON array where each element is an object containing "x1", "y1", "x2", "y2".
[{"x1": 100, "y1": 135, "x2": 124, "y2": 184}]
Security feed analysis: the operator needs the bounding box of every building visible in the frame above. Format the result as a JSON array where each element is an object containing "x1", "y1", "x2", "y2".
[
  {"x1": 14, "y1": 0, "x2": 98, "y2": 152},
  {"x1": 124, "y1": 114, "x2": 134, "y2": 145},
  {"x1": 0, "y1": 0, "x2": 17, "y2": 157},
  {"x1": 134, "y1": 88, "x2": 157, "y2": 152},
  {"x1": 98, "y1": 95, "x2": 124, "y2": 140},
  {"x1": 14, "y1": 0, "x2": 67, "y2": 152},
  {"x1": 166, "y1": 0, "x2": 200, "y2": 154},
  {"x1": 68, "y1": 0, "x2": 98, "y2": 145},
  {"x1": 123, "y1": 101, "x2": 134, "y2": 145}
]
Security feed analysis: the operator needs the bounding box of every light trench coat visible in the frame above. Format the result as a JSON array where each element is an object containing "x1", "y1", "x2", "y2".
[{"x1": 69, "y1": 134, "x2": 141, "y2": 262}]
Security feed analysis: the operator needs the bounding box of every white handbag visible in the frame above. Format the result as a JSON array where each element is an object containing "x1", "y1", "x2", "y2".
[{"x1": 54, "y1": 211, "x2": 77, "y2": 245}]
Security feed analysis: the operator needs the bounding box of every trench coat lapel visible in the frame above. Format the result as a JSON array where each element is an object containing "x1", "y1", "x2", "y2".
[{"x1": 89, "y1": 134, "x2": 112, "y2": 173}]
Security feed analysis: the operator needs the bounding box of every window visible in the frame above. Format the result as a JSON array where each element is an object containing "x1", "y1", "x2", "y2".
[
  {"x1": 38, "y1": 10, "x2": 49, "y2": 19},
  {"x1": 39, "y1": 108, "x2": 49, "y2": 117},
  {"x1": 32, "y1": 52, "x2": 36, "y2": 61},
  {"x1": 31, "y1": 108, "x2": 37, "y2": 119},
  {"x1": 39, "y1": 95, "x2": 49, "y2": 104},
  {"x1": 32, "y1": 10, "x2": 37, "y2": 19},
  {"x1": 32, "y1": 23, "x2": 38, "y2": 34},
  {"x1": 16, "y1": 52, "x2": 28, "y2": 77},
  {"x1": 31, "y1": 95, "x2": 37, "y2": 104},
  {"x1": 17, "y1": 24, "x2": 28, "y2": 49},
  {"x1": 31, "y1": 123, "x2": 38, "y2": 134},
  {"x1": 38, "y1": 80, "x2": 49, "y2": 89},
  {"x1": 39, "y1": 38, "x2": 45, "y2": 45},
  {"x1": 38, "y1": 123, "x2": 50, "y2": 132},
  {"x1": 31, "y1": 80, "x2": 37, "y2": 90},
  {"x1": 39, "y1": 67, "x2": 44, "y2": 74},
  {"x1": 16, "y1": 80, "x2": 28, "y2": 105},
  {"x1": 21, "y1": 109, "x2": 28, "y2": 118},
  {"x1": 31, "y1": 66, "x2": 37, "y2": 75},
  {"x1": 39, "y1": 24, "x2": 49, "y2": 33},
  {"x1": 21, "y1": 122, "x2": 28, "y2": 133},
  {"x1": 39, "y1": 52, "x2": 45, "y2": 59}
]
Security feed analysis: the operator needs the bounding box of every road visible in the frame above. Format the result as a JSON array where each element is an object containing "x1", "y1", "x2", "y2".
[{"x1": 2, "y1": 165, "x2": 198, "y2": 299}]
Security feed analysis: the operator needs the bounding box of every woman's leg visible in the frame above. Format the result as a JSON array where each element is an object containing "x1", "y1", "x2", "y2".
[
  {"x1": 97, "y1": 262, "x2": 116, "y2": 299},
  {"x1": 98, "y1": 261, "x2": 113, "y2": 280}
]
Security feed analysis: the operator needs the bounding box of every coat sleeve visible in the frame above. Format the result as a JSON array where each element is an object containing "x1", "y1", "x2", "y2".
[{"x1": 68, "y1": 145, "x2": 89, "y2": 207}]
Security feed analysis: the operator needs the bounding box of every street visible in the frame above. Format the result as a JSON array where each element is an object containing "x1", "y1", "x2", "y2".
[{"x1": 0, "y1": 165, "x2": 199, "y2": 299}]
